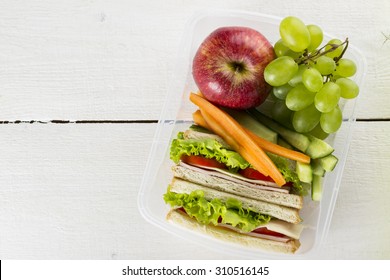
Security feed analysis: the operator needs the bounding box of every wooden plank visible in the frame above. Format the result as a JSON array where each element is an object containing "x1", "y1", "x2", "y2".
[
  {"x1": 0, "y1": 122, "x2": 388, "y2": 259},
  {"x1": 0, "y1": 123, "x2": 229, "y2": 259},
  {"x1": 0, "y1": 0, "x2": 389, "y2": 120},
  {"x1": 320, "y1": 121, "x2": 390, "y2": 259}
]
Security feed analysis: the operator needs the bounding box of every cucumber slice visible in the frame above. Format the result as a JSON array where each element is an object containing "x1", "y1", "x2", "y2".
[
  {"x1": 248, "y1": 109, "x2": 310, "y2": 152},
  {"x1": 189, "y1": 124, "x2": 211, "y2": 134},
  {"x1": 277, "y1": 137, "x2": 293, "y2": 150},
  {"x1": 319, "y1": 154, "x2": 339, "y2": 172},
  {"x1": 311, "y1": 174, "x2": 323, "y2": 201},
  {"x1": 311, "y1": 159, "x2": 326, "y2": 177},
  {"x1": 305, "y1": 136, "x2": 334, "y2": 159},
  {"x1": 227, "y1": 109, "x2": 278, "y2": 143},
  {"x1": 296, "y1": 161, "x2": 313, "y2": 183}
]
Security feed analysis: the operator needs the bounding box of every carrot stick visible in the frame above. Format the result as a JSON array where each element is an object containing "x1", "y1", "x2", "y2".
[
  {"x1": 200, "y1": 109, "x2": 270, "y2": 177},
  {"x1": 194, "y1": 109, "x2": 238, "y2": 150},
  {"x1": 190, "y1": 93, "x2": 286, "y2": 186},
  {"x1": 192, "y1": 110, "x2": 210, "y2": 130},
  {"x1": 193, "y1": 110, "x2": 310, "y2": 164},
  {"x1": 243, "y1": 130, "x2": 310, "y2": 164},
  {"x1": 199, "y1": 110, "x2": 239, "y2": 149},
  {"x1": 200, "y1": 108, "x2": 276, "y2": 180}
]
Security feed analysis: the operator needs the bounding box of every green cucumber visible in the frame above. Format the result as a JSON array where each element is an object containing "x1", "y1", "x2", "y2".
[
  {"x1": 305, "y1": 135, "x2": 334, "y2": 159},
  {"x1": 311, "y1": 159, "x2": 326, "y2": 177},
  {"x1": 189, "y1": 124, "x2": 212, "y2": 134},
  {"x1": 311, "y1": 174, "x2": 323, "y2": 201},
  {"x1": 247, "y1": 109, "x2": 310, "y2": 152},
  {"x1": 277, "y1": 137, "x2": 293, "y2": 149},
  {"x1": 226, "y1": 109, "x2": 278, "y2": 143},
  {"x1": 319, "y1": 154, "x2": 339, "y2": 172},
  {"x1": 296, "y1": 161, "x2": 313, "y2": 183}
]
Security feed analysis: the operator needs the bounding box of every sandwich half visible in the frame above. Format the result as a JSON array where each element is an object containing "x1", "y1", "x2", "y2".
[{"x1": 163, "y1": 127, "x2": 307, "y2": 254}]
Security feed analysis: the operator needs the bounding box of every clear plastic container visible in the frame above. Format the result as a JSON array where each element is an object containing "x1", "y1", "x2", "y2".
[{"x1": 138, "y1": 9, "x2": 366, "y2": 259}]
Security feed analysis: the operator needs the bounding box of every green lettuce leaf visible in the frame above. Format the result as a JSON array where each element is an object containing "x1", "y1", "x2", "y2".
[
  {"x1": 268, "y1": 153, "x2": 308, "y2": 196},
  {"x1": 164, "y1": 188, "x2": 271, "y2": 232},
  {"x1": 170, "y1": 133, "x2": 250, "y2": 171}
]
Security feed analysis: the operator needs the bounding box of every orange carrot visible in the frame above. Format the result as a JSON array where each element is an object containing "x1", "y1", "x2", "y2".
[
  {"x1": 189, "y1": 93, "x2": 286, "y2": 186},
  {"x1": 193, "y1": 110, "x2": 310, "y2": 164},
  {"x1": 200, "y1": 109, "x2": 270, "y2": 176},
  {"x1": 194, "y1": 110, "x2": 237, "y2": 148},
  {"x1": 192, "y1": 110, "x2": 210, "y2": 130},
  {"x1": 243, "y1": 130, "x2": 310, "y2": 164}
]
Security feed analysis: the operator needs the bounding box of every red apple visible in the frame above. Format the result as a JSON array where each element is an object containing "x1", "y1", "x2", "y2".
[{"x1": 192, "y1": 26, "x2": 275, "y2": 109}]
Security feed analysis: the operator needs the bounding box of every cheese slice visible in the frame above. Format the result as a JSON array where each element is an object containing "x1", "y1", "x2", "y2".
[
  {"x1": 259, "y1": 219, "x2": 304, "y2": 240},
  {"x1": 219, "y1": 219, "x2": 303, "y2": 241}
]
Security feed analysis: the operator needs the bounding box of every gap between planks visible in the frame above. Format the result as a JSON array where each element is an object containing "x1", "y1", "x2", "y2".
[
  {"x1": 0, "y1": 119, "x2": 389, "y2": 124},
  {"x1": 0, "y1": 120, "x2": 158, "y2": 124}
]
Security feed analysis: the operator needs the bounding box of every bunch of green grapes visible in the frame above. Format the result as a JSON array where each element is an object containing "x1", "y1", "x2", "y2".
[{"x1": 264, "y1": 16, "x2": 359, "y2": 137}]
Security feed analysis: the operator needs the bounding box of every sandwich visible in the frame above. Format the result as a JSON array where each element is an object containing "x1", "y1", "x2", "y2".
[{"x1": 163, "y1": 125, "x2": 308, "y2": 254}]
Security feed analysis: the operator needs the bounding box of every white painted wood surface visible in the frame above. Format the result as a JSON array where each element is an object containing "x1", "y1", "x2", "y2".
[{"x1": 0, "y1": 0, "x2": 389, "y2": 259}]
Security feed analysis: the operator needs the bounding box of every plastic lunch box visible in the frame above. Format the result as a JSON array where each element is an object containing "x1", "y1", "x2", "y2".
[{"x1": 138, "y1": 9, "x2": 366, "y2": 259}]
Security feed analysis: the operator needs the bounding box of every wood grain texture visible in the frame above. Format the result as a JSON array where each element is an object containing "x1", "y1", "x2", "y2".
[
  {"x1": 0, "y1": 0, "x2": 389, "y2": 261},
  {"x1": 0, "y1": 122, "x2": 388, "y2": 259},
  {"x1": 0, "y1": 123, "x2": 231, "y2": 259},
  {"x1": 0, "y1": 0, "x2": 389, "y2": 120},
  {"x1": 320, "y1": 121, "x2": 390, "y2": 259}
]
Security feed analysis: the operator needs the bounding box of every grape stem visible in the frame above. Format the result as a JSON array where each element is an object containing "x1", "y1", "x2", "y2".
[{"x1": 295, "y1": 38, "x2": 349, "y2": 65}]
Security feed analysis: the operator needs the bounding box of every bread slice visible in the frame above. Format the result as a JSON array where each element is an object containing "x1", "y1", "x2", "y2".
[
  {"x1": 172, "y1": 164, "x2": 303, "y2": 209},
  {"x1": 167, "y1": 209, "x2": 301, "y2": 254},
  {"x1": 183, "y1": 129, "x2": 230, "y2": 148},
  {"x1": 170, "y1": 178, "x2": 302, "y2": 224}
]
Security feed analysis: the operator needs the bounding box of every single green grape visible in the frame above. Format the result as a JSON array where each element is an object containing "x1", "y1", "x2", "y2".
[
  {"x1": 273, "y1": 84, "x2": 293, "y2": 100},
  {"x1": 336, "y1": 77, "x2": 359, "y2": 99},
  {"x1": 279, "y1": 16, "x2": 311, "y2": 52},
  {"x1": 274, "y1": 39, "x2": 302, "y2": 59},
  {"x1": 288, "y1": 64, "x2": 307, "y2": 87},
  {"x1": 335, "y1": 58, "x2": 357, "y2": 77},
  {"x1": 302, "y1": 67, "x2": 323, "y2": 92},
  {"x1": 271, "y1": 99, "x2": 293, "y2": 128},
  {"x1": 264, "y1": 56, "x2": 298, "y2": 86},
  {"x1": 286, "y1": 84, "x2": 316, "y2": 111},
  {"x1": 307, "y1": 24, "x2": 323, "y2": 51},
  {"x1": 320, "y1": 105, "x2": 343, "y2": 133},
  {"x1": 308, "y1": 123, "x2": 329, "y2": 140},
  {"x1": 314, "y1": 82, "x2": 341, "y2": 113},
  {"x1": 325, "y1": 39, "x2": 344, "y2": 59},
  {"x1": 292, "y1": 104, "x2": 321, "y2": 133},
  {"x1": 274, "y1": 39, "x2": 290, "y2": 57},
  {"x1": 314, "y1": 56, "x2": 336, "y2": 76}
]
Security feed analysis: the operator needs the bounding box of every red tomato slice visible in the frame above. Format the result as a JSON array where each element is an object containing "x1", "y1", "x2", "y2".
[
  {"x1": 181, "y1": 155, "x2": 227, "y2": 170},
  {"x1": 238, "y1": 167, "x2": 274, "y2": 182},
  {"x1": 283, "y1": 181, "x2": 294, "y2": 187},
  {"x1": 252, "y1": 227, "x2": 286, "y2": 238}
]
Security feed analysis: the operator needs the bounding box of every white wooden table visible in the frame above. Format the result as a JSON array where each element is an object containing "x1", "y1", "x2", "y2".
[{"x1": 0, "y1": 0, "x2": 389, "y2": 259}]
